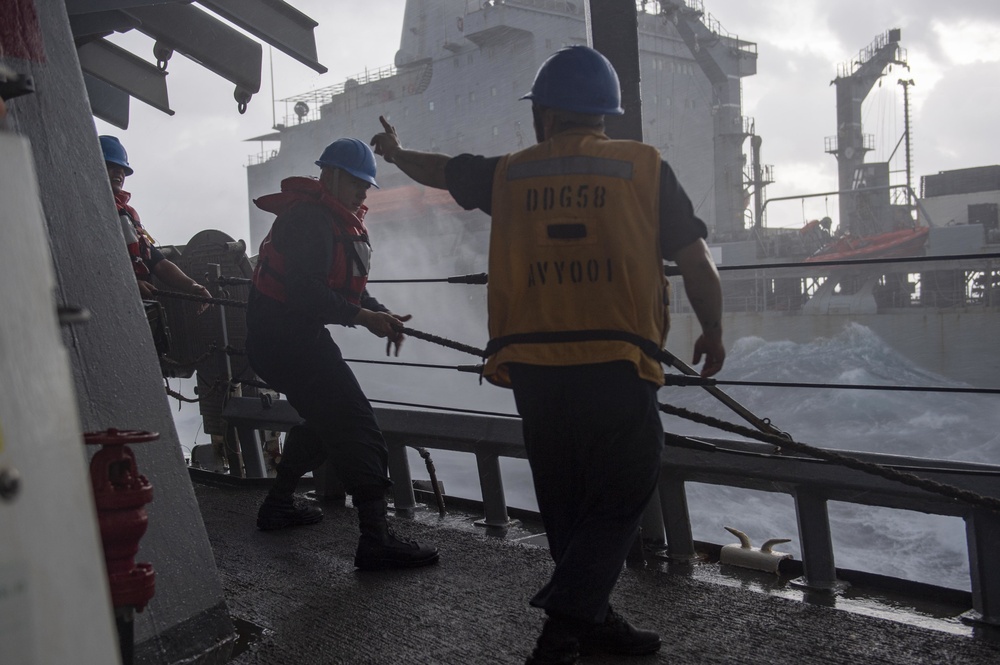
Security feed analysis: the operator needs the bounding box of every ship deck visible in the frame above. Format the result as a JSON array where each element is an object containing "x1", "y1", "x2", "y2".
[{"x1": 195, "y1": 482, "x2": 1000, "y2": 665}]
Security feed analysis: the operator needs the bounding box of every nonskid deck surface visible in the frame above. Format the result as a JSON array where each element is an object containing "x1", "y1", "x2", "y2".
[{"x1": 196, "y1": 484, "x2": 1000, "y2": 665}]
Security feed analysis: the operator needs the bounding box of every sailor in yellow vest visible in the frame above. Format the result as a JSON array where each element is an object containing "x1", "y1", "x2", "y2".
[{"x1": 371, "y1": 46, "x2": 724, "y2": 665}]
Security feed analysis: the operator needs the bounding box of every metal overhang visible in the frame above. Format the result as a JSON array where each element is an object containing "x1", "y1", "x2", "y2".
[
  {"x1": 64, "y1": 0, "x2": 182, "y2": 14},
  {"x1": 68, "y1": 10, "x2": 140, "y2": 42},
  {"x1": 65, "y1": 1, "x2": 325, "y2": 122},
  {"x1": 198, "y1": 0, "x2": 326, "y2": 74},
  {"x1": 124, "y1": 3, "x2": 262, "y2": 95},
  {"x1": 83, "y1": 71, "x2": 131, "y2": 128},
  {"x1": 77, "y1": 37, "x2": 173, "y2": 115}
]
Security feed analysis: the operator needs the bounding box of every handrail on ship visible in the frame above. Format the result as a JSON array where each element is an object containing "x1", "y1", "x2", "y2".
[
  {"x1": 215, "y1": 391, "x2": 1000, "y2": 626},
  {"x1": 368, "y1": 405, "x2": 1000, "y2": 627},
  {"x1": 179, "y1": 258, "x2": 1000, "y2": 627}
]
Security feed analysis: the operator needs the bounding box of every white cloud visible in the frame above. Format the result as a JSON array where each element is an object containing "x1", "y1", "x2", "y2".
[{"x1": 932, "y1": 19, "x2": 1000, "y2": 66}]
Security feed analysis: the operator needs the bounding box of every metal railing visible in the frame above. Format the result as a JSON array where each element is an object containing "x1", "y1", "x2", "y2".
[
  {"x1": 282, "y1": 63, "x2": 398, "y2": 110},
  {"x1": 199, "y1": 257, "x2": 1000, "y2": 625},
  {"x1": 375, "y1": 405, "x2": 1000, "y2": 626}
]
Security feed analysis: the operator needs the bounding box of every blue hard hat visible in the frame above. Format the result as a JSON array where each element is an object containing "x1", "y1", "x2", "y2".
[
  {"x1": 99, "y1": 135, "x2": 133, "y2": 175},
  {"x1": 521, "y1": 45, "x2": 624, "y2": 115},
  {"x1": 315, "y1": 138, "x2": 379, "y2": 188}
]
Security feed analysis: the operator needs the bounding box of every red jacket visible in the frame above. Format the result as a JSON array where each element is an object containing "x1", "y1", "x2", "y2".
[{"x1": 252, "y1": 177, "x2": 372, "y2": 305}]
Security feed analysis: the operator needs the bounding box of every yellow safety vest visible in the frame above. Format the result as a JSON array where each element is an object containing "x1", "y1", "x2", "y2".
[{"x1": 485, "y1": 127, "x2": 669, "y2": 387}]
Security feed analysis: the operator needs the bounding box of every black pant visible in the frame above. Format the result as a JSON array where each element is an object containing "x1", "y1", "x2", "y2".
[
  {"x1": 509, "y1": 361, "x2": 663, "y2": 624},
  {"x1": 246, "y1": 327, "x2": 390, "y2": 494}
]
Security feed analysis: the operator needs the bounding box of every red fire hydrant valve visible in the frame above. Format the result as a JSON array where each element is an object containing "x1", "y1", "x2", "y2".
[{"x1": 84, "y1": 429, "x2": 159, "y2": 611}]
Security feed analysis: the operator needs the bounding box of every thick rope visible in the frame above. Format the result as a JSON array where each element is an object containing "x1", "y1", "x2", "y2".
[
  {"x1": 344, "y1": 357, "x2": 483, "y2": 373},
  {"x1": 397, "y1": 326, "x2": 1000, "y2": 512},
  {"x1": 399, "y1": 326, "x2": 486, "y2": 358},
  {"x1": 152, "y1": 289, "x2": 248, "y2": 308},
  {"x1": 213, "y1": 255, "x2": 1000, "y2": 284},
  {"x1": 663, "y1": 375, "x2": 1000, "y2": 396},
  {"x1": 415, "y1": 447, "x2": 447, "y2": 516},
  {"x1": 212, "y1": 272, "x2": 489, "y2": 286},
  {"x1": 148, "y1": 288, "x2": 999, "y2": 511},
  {"x1": 164, "y1": 384, "x2": 199, "y2": 403},
  {"x1": 665, "y1": 250, "x2": 1000, "y2": 276},
  {"x1": 659, "y1": 402, "x2": 1000, "y2": 513}
]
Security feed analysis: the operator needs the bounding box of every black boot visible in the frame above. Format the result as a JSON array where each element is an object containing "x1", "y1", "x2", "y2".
[
  {"x1": 578, "y1": 606, "x2": 660, "y2": 656},
  {"x1": 353, "y1": 497, "x2": 439, "y2": 571},
  {"x1": 525, "y1": 614, "x2": 584, "y2": 665},
  {"x1": 256, "y1": 494, "x2": 323, "y2": 531}
]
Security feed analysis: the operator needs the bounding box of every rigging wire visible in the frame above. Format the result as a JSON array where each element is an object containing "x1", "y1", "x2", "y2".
[
  {"x1": 659, "y1": 401, "x2": 1000, "y2": 513},
  {"x1": 162, "y1": 252, "x2": 1000, "y2": 293},
  {"x1": 391, "y1": 327, "x2": 1000, "y2": 512},
  {"x1": 662, "y1": 375, "x2": 1000, "y2": 395},
  {"x1": 172, "y1": 252, "x2": 1000, "y2": 292},
  {"x1": 368, "y1": 398, "x2": 518, "y2": 419},
  {"x1": 154, "y1": 267, "x2": 1000, "y2": 509},
  {"x1": 344, "y1": 357, "x2": 483, "y2": 373}
]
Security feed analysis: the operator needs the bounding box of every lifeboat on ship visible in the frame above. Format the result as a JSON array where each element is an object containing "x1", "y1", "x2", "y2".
[{"x1": 804, "y1": 226, "x2": 930, "y2": 263}]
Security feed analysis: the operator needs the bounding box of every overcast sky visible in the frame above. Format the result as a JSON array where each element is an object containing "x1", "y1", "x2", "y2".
[{"x1": 95, "y1": 0, "x2": 1000, "y2": 246}]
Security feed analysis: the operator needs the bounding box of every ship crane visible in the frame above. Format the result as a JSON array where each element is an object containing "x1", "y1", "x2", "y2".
[
  {"x1": 826, "y1": 29, "x2": 908, "y2": 236},
  {"x1": 658, "y1": 0, "x2": 758, "y2": 241}
]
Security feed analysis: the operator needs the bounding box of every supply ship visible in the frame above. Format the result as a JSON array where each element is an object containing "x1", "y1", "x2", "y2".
[
  {"x1": 2, "y1": 1, "x2": 1000, "y2": 664},
  {"x1": 245, "y1": 0, "x2": 1000, "y2": 388}
]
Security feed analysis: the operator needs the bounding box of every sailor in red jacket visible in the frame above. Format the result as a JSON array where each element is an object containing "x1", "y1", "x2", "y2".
[
  {"x1": 246, "y1": 138, "x2": 438, "y2": 571},
  {"x1": 100, "y1": 135, "x2": 211, "y2": 309}
]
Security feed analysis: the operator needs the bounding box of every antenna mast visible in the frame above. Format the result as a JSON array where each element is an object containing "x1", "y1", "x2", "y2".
[{"x1": 898, "y1": 78, "x2": 915, "y2": 206}]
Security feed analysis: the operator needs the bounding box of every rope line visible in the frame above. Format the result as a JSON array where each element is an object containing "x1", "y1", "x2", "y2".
[
  {"x1": 165, "y1": 385, "x2": 200, "y2": 403},
  {"x1": 370, "y1": 272, "x2": 489, "y2": 284},
  {"x1": 152, "y1": 289, "x2": 248, "y2": 309},
  {"x1": 344, "y1": 357, "x2": 483, "y2": 373},
  {"x1": 677, "y1": 250, "x2": 1000, "y2": 276},
  {"x1": 211, "y1": 272, "x2": 489, "y2": 286},
  {"x1": 659, "y1": 402, "x2": 1000, "y2": 513},
  {"x1": 663, "y1": 375, "x2": 1000, "y2": 396},
  {"x1": 209, "y1": 253, "x2": 1000, "y2": 284},
  {"x1": 368, "y1": 398, "x2": 520, "y2": 419},
  {"x1": 397, "y1": 325, "x2": 1000, "y2": 512},
  {"x1": 149, "y1": 289, "x2": 999, "y2": 511},
  {"x1": 399, "y1": 326, "x2": 486, "y2": 358}
]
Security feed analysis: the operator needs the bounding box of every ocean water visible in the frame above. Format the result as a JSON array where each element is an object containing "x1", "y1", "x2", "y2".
[{"x1": 171, "y1": 318, "x2": 998, "y2": 591}]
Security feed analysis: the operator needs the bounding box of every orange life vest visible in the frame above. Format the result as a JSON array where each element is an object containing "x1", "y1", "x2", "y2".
[{"x1": 251, "y1": 177, "x2": 372, "y2": 305}]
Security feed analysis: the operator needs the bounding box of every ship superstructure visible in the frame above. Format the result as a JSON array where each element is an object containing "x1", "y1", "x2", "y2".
[
  {"x1": 246, "y1": 4, "x2": 1000, "y2": 389},
  {"x1": 247, "y1": 0, "x2": 758, "y2": 251}
]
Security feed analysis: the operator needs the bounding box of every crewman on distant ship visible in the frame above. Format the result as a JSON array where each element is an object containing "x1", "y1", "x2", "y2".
[
  {"x1": 101, "y1": 135, "x2": 212, "y2": 310},
  {"x1": 246, "y1": 138, "x2": 439, "y2": 571},
  {"x1": 371, "y1": 46, "x2": 724, "y2": 665}
]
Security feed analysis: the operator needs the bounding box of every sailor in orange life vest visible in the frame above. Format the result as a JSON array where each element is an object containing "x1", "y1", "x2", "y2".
[
  {"x1": 245, "y1": 138, "x2": 439, "y2": 571},
  {"x1": 371, "y1": 46, "x2": 724, "y2": 664},
  {"x1": 100, "y1": 136, "x2": 212, "y2": 312}
]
